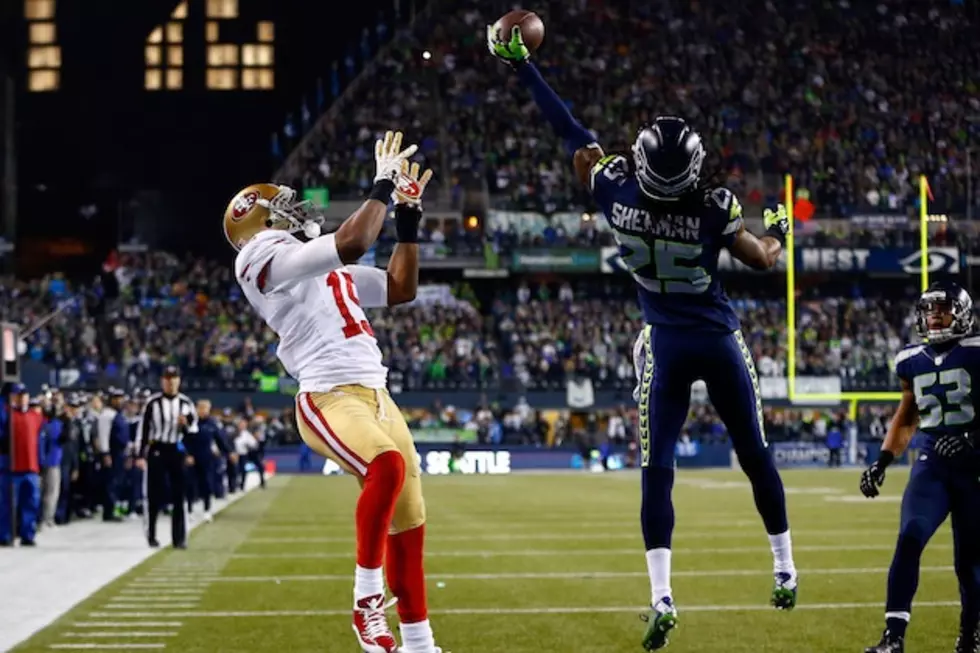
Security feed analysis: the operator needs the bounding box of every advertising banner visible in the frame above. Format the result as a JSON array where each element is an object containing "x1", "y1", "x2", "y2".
[
  {"x1": 512, "y1": 249, "x2": 600, "y2": 272},
  {"x1": 603, "y1": 246, "x2": 958, "y2": 275}
]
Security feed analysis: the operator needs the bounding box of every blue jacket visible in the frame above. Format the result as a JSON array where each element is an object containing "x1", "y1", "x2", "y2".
[
  {"x1": 42, "y1": 417, "x2": 64, "y2": 468},
  {"x1": 109, "y1": 412, "x2": 131, "y2": 456},
  {"x1": 185, "y1": 417, "x2": 227, "y2": 461}
]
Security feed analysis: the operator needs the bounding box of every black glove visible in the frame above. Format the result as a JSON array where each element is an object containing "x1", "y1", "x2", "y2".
[
  {"x1": 933, "y1": 433, "x2": 972, "y2": 459},
  {"x1": 860, "y1": 451, "x2": 893, "y2": 498}
]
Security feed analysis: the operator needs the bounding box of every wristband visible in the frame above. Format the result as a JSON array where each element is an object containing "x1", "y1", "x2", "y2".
[
  {"x1": 394, "y1": 205, "x2": 422, "y2": 243},
  {"x1": 765, "y1": 225, "x2": 787, "y2": 248},
  {"x1": 367, "y1": 179, "x2": 396, "y2": 204},
  {"x1": 877, "y1": 450, "x2": 895, "y2": 468}
]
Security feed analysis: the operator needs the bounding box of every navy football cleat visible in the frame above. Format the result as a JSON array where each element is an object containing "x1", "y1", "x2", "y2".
[
  {"x1": 770, "y1": 571, "x2": 798, "y2": 610},
  {"x1": 640, "y1": 597, "x2": 678, "y2": 650},
  {"x1": 955, "y1": 625, "x2": 980, "y2": 653},
  {"x1": 865, "y1": 630, "x2": 905, "y2": 653}
]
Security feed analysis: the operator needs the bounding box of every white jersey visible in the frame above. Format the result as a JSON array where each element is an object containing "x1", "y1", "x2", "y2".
[{"x1": 235, "y1": 230, "x2": 389, "y2": 393}]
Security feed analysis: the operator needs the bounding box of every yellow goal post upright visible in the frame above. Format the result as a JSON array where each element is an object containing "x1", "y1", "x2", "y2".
[{"x1": 784, "y1": 174, "x2": 931, "y2": 420}]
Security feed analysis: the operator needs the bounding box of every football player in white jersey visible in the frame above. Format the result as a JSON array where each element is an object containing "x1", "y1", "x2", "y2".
[{"x1": 224, "y1": 131, "x2": 444, "y2": 653}]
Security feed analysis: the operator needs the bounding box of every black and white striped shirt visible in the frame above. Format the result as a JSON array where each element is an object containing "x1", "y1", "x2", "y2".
[{"x1": 136, "y1": 392, "x2": 198, "y2": 457}]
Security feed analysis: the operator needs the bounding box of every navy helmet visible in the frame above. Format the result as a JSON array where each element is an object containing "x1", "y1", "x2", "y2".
[
  {"x1": 632, "y1": 116, "x2": 706, "y2": 200},
  {"x1": 915, "y1": 281, "x2": 975, "y2": 343}
]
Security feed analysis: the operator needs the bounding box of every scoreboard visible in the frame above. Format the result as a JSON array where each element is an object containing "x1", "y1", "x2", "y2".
[{"x1": 23, "y1": 0, "x2": 275, "y2": 92}]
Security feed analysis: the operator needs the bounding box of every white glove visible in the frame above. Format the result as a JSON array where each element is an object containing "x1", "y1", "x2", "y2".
[
  {"x1": 394, "y1": 160, "x2": 434, "y2": 207},
  {"x1": 374, "y1": 131, "x2": 419, "y2": 184}
]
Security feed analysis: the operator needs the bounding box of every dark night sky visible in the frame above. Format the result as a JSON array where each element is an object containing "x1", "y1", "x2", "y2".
[{"x1": 11, "y1": 0, "x2": 410, "y2": 263}]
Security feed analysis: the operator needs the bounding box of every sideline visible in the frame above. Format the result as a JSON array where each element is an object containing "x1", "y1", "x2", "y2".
[{"x1": 0, "y1": 476, "x2": 265, "y2": 653}]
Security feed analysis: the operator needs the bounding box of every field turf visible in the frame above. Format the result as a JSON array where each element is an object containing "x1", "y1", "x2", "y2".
[{"x1": 14, "y1": 468, "x2": 962, "y2": 653}]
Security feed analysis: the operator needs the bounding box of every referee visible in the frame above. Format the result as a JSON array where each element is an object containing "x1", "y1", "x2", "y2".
[{"x1": 135, "y1": 366, "x2": 197, "y2": 549}]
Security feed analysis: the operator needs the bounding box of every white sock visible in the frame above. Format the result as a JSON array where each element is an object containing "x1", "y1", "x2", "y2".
[
  {"x1": 768, "y1": 530, "x2": 796, "y2": 575},
  {"x1": 645, "y1": 548, "x2": 673, "y2": 605},
  {"x1": 353, "y1": 565, "x2": 384, "y2": 602},
  {"x1": 400, "y1": 620, "x2": 435, "y2": 652}
]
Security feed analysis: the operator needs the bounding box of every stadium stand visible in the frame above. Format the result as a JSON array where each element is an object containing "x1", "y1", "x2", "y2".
[{"x1": 281, "y1": 0, "x2": 980, "y2": 216}]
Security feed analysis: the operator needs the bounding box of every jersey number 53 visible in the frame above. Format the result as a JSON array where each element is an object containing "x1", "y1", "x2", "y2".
[
  {"x1": 614, "y1": 233, "x2": 711, "y2": 294},
  {"x1": 912, "y1": 368, "x2": 975, "y2": 429}
]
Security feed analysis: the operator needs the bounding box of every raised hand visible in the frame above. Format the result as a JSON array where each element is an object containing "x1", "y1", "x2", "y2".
[
  {"x1": 487, "y1": 24, "x2": 530, "y2": 63},
  {"x1": 375, "y1": 131, "x2": 419, "y2": 184},
  {"x1": 394, "y1": 160, "x2": 434, "y2": 207}
]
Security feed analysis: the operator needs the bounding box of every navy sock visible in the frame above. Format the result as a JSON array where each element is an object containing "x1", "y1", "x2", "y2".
[
  {"x1": 640, "y1": 467, "x2": 675, "y2": 550},
  {"x1": 885, "y1": 617, "x2": 909, "y2": 639}
]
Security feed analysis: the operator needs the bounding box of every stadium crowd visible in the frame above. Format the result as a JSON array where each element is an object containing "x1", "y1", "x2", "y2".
[
  {"x1": 284, "y1": 0, "x2": 980, "y2": 217},
  {"x1": 0, "y1": 252, "x2": 923, "y2": 392}
]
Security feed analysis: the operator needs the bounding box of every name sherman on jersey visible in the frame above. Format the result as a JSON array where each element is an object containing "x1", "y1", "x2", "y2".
[
  {"x1": 895, "y1": 336, "x2": 980, "y2": 459},
  {"x1": 590, "y1": 154, "x2": 742, "y2": 332},
  {"x1": 234, "y1": 229, "x2": 390, "y2": 394}
]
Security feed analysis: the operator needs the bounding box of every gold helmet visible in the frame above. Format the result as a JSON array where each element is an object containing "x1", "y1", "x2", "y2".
[{"x1": 223, "y1": 183, "x2": 323, "y2": 250}]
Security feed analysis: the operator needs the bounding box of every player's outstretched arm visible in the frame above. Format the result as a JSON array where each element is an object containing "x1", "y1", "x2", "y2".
[
  {"x1": 729, "y1": 205, "x2": 789, "y2": 270},
  {"x1": 345, "y1": 160, "x2": 433, "y2": 308},
  {"x1": 334, "y1": 131, "x2": 418, "y2": 263},
  {"x1": 487, "y1": 25, "x2": 602, "y2": 187},
  {"x1": 860, "y1": 379, "x2": 918, "y2": 498},
  {"x1": 385, "y1": 161, "x2": 432, "y2": 305}
]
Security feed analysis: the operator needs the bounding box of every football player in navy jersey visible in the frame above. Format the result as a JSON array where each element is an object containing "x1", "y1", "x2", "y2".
[
  {"x1": 861, "y1": 281, "x2": 980, "y2": 653},
  {"x1": 488, "y1": 24, "x2": 797, "y2": 650}
]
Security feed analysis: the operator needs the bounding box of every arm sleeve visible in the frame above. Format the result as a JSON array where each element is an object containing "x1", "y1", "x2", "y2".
[
  {"x1": 515, "y1": 62, "x2": 597, "y2": 156},
  {"x1": 346, "y1": 265, "x2": 389, "y2": 308},
  {"x1": 183, "y1": 398, "x2": 199, "y2": 435},
  {"x1": 240, "y1": 234, "x2": 343, "y2": 294},
  {"x1": 135, "y1": 401, "x2": 153, "y2": 458}
]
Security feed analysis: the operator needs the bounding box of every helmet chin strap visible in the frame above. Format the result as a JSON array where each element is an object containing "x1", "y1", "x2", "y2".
[{"x1": 302, "y1": 222, "x2": 322, "y2": 239}]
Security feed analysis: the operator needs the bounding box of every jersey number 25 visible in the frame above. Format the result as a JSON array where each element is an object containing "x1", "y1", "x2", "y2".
[{"x1": 614, "y1": 233, "x2": 711, "y2": 294}]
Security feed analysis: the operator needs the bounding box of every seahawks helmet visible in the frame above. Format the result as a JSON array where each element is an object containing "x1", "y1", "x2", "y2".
[
  {"x1": 632, "y1": 116, "x2": 706, "y2": 200},
  {"x1": 915, "y1": 281, "x2": 975, "y2": 343}
]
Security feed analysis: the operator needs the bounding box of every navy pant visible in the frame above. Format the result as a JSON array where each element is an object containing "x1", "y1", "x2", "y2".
[
  {"x1": 186, "y1": 458, "x2": 213, "y2": 513},
  {"x1": 0, "y1": 470, "x2": 41, "y2": 543},
  {"x1": 886, "y1": 454, "x2": 980, "y2": 631},
  {"x1": 637, "y1": 326, "x2": 788, "y2": 549}
]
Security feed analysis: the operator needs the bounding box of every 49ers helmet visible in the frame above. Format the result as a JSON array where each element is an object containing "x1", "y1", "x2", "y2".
[{"x1": 223, "y1": 183, "x2": 323, "y2": 250}]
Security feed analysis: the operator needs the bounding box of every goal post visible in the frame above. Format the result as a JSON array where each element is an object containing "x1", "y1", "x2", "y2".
[{"x1": 783, "y1": 174, "x2": 932, "y2": 415}]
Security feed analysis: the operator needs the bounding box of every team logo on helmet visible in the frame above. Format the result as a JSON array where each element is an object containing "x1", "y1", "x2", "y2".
[{"x1": 231, "y1": 190, "x2": 260, "y2": 221}]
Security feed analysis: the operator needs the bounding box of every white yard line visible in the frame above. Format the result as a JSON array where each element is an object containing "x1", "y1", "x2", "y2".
[
  {"x1": 230, "y1": 543, "x2": 954, "y2": 559},
  {"x1": 244, "y1": 528, "x2": 921, "y2": 544},
  {"x1": 72, "y1": 623, "x2": 183, "y2": 628},
  {"x1": 104, "y1": 604, "x2": 199, "y2": 611},
  {"x1": 49, "y1": 644, "x2": 165, "y2": 650},
  {"x1": 208, "y1": 565, "x2": 955, "y2": 583},
  {"x1": 89, "y1": 600, "x2": 961, "y2": 620},
  {"x1": 63, "y1": 632, "x2": 178, "y2": 638}
]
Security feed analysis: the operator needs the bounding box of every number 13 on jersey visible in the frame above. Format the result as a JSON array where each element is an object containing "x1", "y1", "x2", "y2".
[{"x1": 326, "y1": 271, "x2": 375, "y2": 339}]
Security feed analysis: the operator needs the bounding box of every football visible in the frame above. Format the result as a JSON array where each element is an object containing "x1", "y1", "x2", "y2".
[{"x1": 495, "y1": 9, "x2": 545, "y2": 53}]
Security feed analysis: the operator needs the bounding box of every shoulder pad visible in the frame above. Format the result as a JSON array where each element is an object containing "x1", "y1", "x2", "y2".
[
  {"x1": 705, "y1": 187, "x2": 743, "y2": 236},
  {"x1": 589, "y1": 154, "x2": 629, "y2": 191},
  {"x1": 959, "y1": 336, "x2": 980, "y2": 348},
  {"x1": 894, "y1": 345, "x2": 925, "y2": 367}
]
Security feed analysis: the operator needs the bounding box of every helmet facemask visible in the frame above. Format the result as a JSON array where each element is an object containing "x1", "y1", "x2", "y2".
[{"x1": 915, "y1": 287, "x2": 975, "y2": 343}]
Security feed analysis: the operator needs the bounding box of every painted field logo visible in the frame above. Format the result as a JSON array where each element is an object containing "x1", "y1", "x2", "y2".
[{"x1": 232, "y1": 190, "x2": 260, "y2": 220}]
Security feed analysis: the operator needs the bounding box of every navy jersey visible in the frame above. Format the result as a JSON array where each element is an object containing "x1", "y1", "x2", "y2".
[
  {"x1": 590, "y1": 154, "x2": 742, "y2": 332},
  {"x1": 895, "y1": 336, "x2": 980, "y2": 452}
]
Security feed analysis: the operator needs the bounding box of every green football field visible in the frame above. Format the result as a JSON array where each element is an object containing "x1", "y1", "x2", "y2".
[{"x1": 14, "y1": 468, "x2": 963, "y2": 653}]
